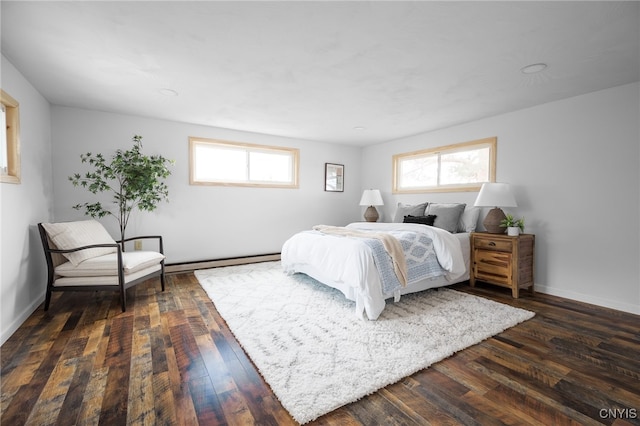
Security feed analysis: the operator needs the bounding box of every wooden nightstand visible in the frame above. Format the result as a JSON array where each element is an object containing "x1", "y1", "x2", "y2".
[{"x1": 470, "y1": 232, "x2": 535, "y2": 298}]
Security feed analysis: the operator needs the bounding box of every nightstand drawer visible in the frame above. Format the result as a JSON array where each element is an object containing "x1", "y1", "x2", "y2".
[
  {"x1": 473, "y1": 237, "x2": 513, "y2": 252},
  {"x1": 474, "y1": 250, "x2": 512, "y2": 285}
]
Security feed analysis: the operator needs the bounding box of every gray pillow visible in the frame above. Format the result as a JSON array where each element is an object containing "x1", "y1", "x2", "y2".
[
  {"x1": 425, "y1": 203, "x2": 466, "y2": 233},
  {"x1": 393, "y1": 202, "x2": 428, "y2": 223},
  {"x1": 457, "y1": 206, "x2": 480, "y2": 232}
]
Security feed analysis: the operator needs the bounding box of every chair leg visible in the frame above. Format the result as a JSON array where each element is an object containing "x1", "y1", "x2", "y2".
[
  {"x1": 44, "y1": 287, "x2": 52, "y2": 311},
  {"x1": 120, "y1": 288, "x2": 126, "y2": 312},
  {"x1": 160, "y1": 273, "x2": 166, "y2": 292}
]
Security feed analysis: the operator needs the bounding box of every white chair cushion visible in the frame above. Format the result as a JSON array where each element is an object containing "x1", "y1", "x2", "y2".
[
  {"x1": 41, "y1": 220, "x2": 117, "y2": 266},
  {"x1": 55, "y1": 251, "x2": 165, "y2": 277},
  {"x1": 54, "y1": 264, "x2": 162, "y2": 286}
]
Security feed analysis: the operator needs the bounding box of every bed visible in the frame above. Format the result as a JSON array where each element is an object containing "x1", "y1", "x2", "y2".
[{"x1": 281, "y1": 203, "x2": 478, "y2": 320}]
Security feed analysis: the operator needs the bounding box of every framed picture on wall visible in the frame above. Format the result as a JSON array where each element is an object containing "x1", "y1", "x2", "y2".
[{"x1": 324, "y1": 163, "x2": 344, "y2": 192}]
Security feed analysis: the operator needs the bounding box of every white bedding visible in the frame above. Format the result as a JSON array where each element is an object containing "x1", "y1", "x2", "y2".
[{"x1": 281, "y1": 222, "x2": 469, "y2": 320}]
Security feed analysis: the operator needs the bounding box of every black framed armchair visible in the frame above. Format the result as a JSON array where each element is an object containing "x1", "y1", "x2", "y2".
[{"x1": 38, "y1": 220, "x2": 165, "y2": 312}]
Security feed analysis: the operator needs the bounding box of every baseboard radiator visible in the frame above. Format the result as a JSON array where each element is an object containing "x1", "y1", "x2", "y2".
[{"x1": 165, "y1": 253, "x2": 281, "y2": 274}]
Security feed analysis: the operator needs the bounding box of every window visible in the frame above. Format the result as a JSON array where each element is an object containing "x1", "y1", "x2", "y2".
[
  {"x1": 392, "y1": 137, "x2": 496, "y2": 193},
  {"x1": 1, "y1": 89, "x2": 20, "y2": 184},
  {"x1": 189, "y1": 137, "x2": 299, "y2": 188}
]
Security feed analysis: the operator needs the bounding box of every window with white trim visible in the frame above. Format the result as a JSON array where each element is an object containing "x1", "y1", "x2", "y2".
[
  {"x1": 189, "y1": 137, "x2": 299, "y2": 188},
  {"x1": 1, "y1": 89, "x2": 20, "y2": 184},
  {"x1": 392, "y1": 137, "x2": 496, "y2": 193}
]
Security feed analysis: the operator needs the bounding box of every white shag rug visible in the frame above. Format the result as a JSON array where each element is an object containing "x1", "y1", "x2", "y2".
[{"x1": 195, "y1": 261, "x2": 534, "y2": 424}]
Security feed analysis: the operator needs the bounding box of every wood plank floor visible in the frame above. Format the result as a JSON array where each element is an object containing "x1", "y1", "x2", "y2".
[{"x1": 2, "y1": 269, "x2": 639, "y2": 425}]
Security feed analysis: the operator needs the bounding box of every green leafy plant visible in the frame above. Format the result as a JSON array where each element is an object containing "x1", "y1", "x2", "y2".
[
  {"x1": 69, "y1": 135, "x2": 173, "y2": 242},
  {"x1": 500, "y1": 214, "x2": 525, "y2": 231}
]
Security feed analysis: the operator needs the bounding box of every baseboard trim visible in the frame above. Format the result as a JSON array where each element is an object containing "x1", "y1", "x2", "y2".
[
  {"x1": 165, "y1": 253, "x2": 281, "y2": 274},
  {"x1": 534, "y1": 284, "x2": 640, "y2": 316},
  {"x1": 1, "y1": 294, "x2": 45, "y2": 346}
]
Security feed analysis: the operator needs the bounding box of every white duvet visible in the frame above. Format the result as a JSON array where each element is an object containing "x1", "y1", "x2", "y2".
[{"x1": 281, "y1": 222, "x2": 466, "y2": 320}]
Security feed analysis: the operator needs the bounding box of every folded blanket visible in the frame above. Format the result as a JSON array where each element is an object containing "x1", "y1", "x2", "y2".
[{"x1": 312, "y1": 225, "x2": 407, "y2": 287}]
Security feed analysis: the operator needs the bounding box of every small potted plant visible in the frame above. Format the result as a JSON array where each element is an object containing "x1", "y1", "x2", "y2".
[{"x1": 500, "y1": 214, "x2": 525, "y2": 236}]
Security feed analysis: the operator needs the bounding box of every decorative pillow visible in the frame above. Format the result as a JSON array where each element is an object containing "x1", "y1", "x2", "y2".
[
  {"x1": 425, "y1": 203, "x2": 466, "y2": 233},
  {"x1": 41, "y1": 220, "x2": 117, "y2": 266},
  {"x1": 458, "y1": 206, "x2": 480, "y2": 233},
  {"x1": 392, "y1": 202, "x2": 428, "y2": 223},
  {"x1": 403, "y1": 215, "x2": 437, "y2": 226}
]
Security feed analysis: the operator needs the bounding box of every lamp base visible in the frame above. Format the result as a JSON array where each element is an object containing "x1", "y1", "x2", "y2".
[
  {"x1": 483, "y1": 207, "x2": 506, "y2": 233},
  {"x1": 364, "y1": 206, "x2": 379, "y2": 222}
]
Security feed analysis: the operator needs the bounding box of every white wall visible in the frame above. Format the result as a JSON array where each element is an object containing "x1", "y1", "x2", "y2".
[
  {"x1": 0, "y1": 55, "x2": 53, "y2": 344},
  {"x1": 362, "y1": 82, "x2": 640, "y2": 314},
  {"x1": 51, "y1": 107, "x2": 363, "y2": 264}
]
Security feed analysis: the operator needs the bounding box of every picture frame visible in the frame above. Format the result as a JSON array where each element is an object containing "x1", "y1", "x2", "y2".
[{"x1": 324, "y1": 163, "x2": 344, "y2": 192}]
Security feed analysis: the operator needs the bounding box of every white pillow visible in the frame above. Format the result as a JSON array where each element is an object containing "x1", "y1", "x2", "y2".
[
  {"x1": 41, "y1": 220, "x2": 117, "y2": 266},
  {"x1": 458, "y1": 206, "x2": 480, "y2": 233}
]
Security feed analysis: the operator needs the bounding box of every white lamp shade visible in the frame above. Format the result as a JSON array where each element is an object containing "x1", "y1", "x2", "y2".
[
  {"x1": 359, "y1": 189, "x2": 384, "y2": 206},
  {"x1": 474, "y1": 183, "x2": 517, "y2": 207}
]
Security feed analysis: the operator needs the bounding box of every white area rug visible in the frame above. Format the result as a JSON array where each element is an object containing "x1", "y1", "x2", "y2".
[{"x1": 195, "y1": 261, "x2": 534, "y2": 424}]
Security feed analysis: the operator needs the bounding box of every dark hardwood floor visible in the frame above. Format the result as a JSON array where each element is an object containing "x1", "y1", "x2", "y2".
[{"x1": 2, "y1": 269, "x2": 639, "y2": 425}]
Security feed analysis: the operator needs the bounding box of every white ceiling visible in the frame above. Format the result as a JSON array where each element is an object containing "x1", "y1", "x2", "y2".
[{"x1": 2, "y1": 1, "x2": 638, "y2": 146}]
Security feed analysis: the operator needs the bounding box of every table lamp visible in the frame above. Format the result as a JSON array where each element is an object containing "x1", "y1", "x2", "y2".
[
  {"x1": 359, "y1": 189, "x2": 384, "y2": 222},
  {"x1": 473, "y1": 183, "x2": 517, "y2": 233}
]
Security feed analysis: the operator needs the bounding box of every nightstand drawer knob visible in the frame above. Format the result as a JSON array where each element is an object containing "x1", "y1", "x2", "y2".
[{"x1": 488, "y1": 242, "x2": 496, "y2": 246}]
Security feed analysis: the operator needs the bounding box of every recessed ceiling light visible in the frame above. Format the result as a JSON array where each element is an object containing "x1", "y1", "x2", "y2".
[
  {"x1": 353, "y1": 126, "x2": 366, "y2": 131},
  {"x1": 159, "y1": 88, "x2": 179, "y2": 96},
  {"x1": 520, "y1": 63, "x2": 548, "y2": 74}
]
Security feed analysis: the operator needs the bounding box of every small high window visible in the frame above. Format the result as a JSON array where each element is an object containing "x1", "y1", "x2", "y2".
[
  {"x1": 393, "y1": 137, "x2": 496, "y2": 193},
  {"x1": 189, "y1": 137, "x2": 299, "y2": 188},
  {"x1": 1, "y1": 89, "x2": 20, "y2": 184}
]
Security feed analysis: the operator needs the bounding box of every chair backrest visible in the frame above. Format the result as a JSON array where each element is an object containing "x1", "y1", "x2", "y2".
[
  {"x1": 39, "y1": 220, "x2": 119, "y2": 267},
  {"x1": 38, "y1": 223, "x2": 68, "y2": 269}
]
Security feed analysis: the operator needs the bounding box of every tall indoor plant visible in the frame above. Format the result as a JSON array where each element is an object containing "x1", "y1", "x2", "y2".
[{"x1": 69, "y1": 135, "x2": 173, "y2": 242}]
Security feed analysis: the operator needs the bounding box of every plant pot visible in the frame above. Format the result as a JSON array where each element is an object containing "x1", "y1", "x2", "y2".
[{"x1": 507, "y1": 226, "x2": 520, "y2": 236}]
